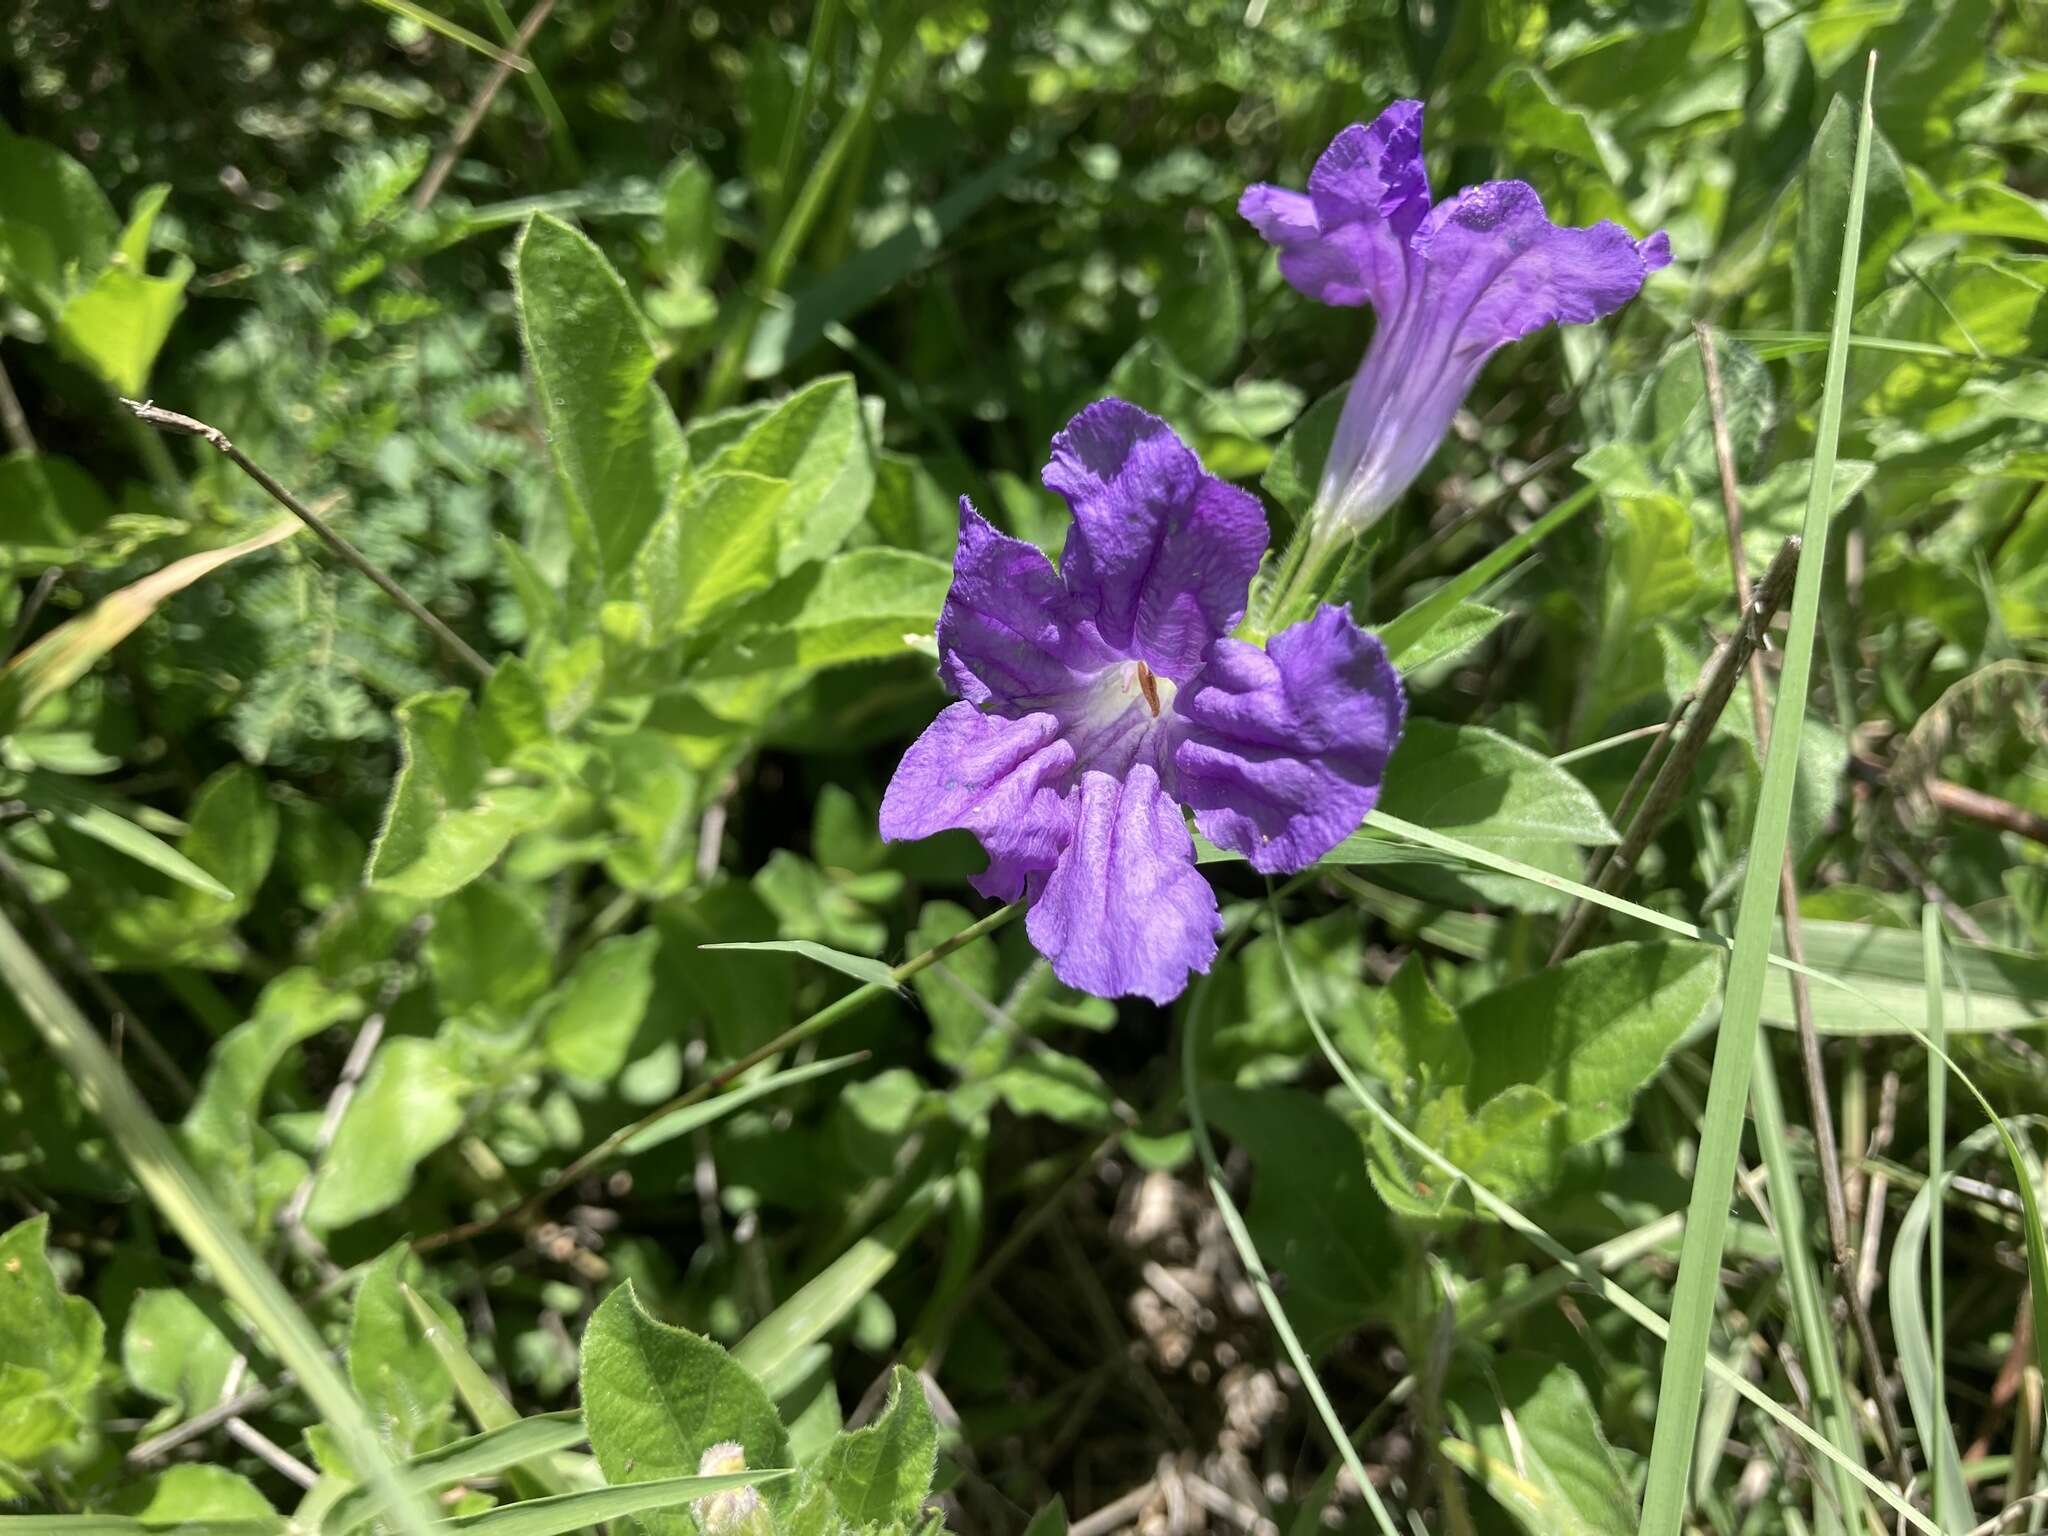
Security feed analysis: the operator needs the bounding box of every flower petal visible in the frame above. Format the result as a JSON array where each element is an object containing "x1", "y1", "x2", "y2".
[
  {"x1": 1175, "y1": 605, "x2": 1406, "y2": 874},
  {"x1": 1042, "y1": 399, "x2": 1266, "y2": 681},
  {"x1": 1238, "y1": 100, "x2": 1431, "y2": 312},
  {"x1": 880, "y1": 702, "x2": 1074, "y2": 899},
  {"x1": 1025, "y1": 763, "x2": 1219, "y2": 1004},
  {"x1": 936, "y1": 499, "x2": 1112, "y2": 706},
  {"x1": 1412, "y1": 179, "x2": 1665, "y2": 355}
]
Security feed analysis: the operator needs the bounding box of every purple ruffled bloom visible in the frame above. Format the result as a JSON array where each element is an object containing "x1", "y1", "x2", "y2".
[
  {"x1": 880, "y1": 400, "x2": 1406, "y2": 1004},
  {"x1": 1241, "y1": 100, "x2": 1671, "y2": 541}
]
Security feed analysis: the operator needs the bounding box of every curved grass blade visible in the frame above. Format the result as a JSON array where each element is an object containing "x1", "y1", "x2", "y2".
[{"x1": 1641, "y1": 58, "x2": 1875, "y2": 1534}]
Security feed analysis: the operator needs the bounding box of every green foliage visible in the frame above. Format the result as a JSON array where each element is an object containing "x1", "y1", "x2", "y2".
[{"x1": 0, "y1": 3, "x2": 2043, "y2": 1533}]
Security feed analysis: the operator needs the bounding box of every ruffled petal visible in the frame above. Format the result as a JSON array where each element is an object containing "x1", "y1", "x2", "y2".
[
  {"x1": 1411, "y1": 180, "x2": 1666, "y2": 356},
  {"x1": 1025, "y1": 764, "x2": 1220, "y2": 1004},
  {"x1": 1175, "y1": 605, "x2": 1406, "y2": 874},
  {"x1": 1042, "y1": 399, "x2": 1266, "y2": 682},
  {"x1": 1238, "y1": 100, "x2": 1431, "y2": 312},
  {"x1": 880, "y1": 703, "x2": 1074, "y2": 897},
  {"x1": 936, "y1": 499, "x2": 1112, "y2": 706}
]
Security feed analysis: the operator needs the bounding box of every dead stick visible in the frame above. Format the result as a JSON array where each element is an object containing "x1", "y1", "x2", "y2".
[
  {"x1": 1696, "y1": 320, "x2": 1909, "y2": 1482},
  {"x1": 1849, "y1": 755, "x2": 2048, "y2": 848},
  {"x1": 413, "y1": 0, "x2": 559, "y2": 211},
  {"x1": 1549, "y1": 536, "x2": 1801, "y2": 963},
  {"x1": 118, "y1": 399, "x2": 494, "y2": 683}
]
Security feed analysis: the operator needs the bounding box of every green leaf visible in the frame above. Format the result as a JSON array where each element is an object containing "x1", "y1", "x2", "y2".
[
  {"x1": 693, "y1": 549, "x2": 949, "y2": 681},
  {"x1": 100, "y1": 1465, "x2": 278, "y2": 1529},
  {"x1": 304, "y1": 1037, "x2": 470, "y2": 1231},
  {"x1": 515, "y1": 215, "x2": 686, "y2": 582},
  {"x1": 811, "y1": 1366, "x2": 938, "y2": 1528},
  {"x1": 0, "y1": 1215, "x2": 103, "y2": 1478},
  {"x1": 541, "y1": 928, "x2": 662, "y2": 1082},
  {"x1": 180, "y1": 969, "x2": 359, "y2": 1231},
  {"x1": 579, "y1": 1284, "x2": 789, "y2": 1536},
  {"x1": 120, "y1": 1289, "x2": 235, "y2": 1424},
  {"x1": 426, "y1": 881, "x2": 552, "y2": 1024},
  {"x1": 1443, "y1": 1355, "x2": 1638, "y2": 1536},
  {"x1": 1153, "y1": 211, "x2": 1242, "y2": 381},
  {"x1": 350, "y1": 1245, "x2": 458, "y2": 1457},
  {"x1": 634, "y1": 471, "x2": 792, "y2": 636},
  {"x1": 984, "y1": 1052, "x2": 1116, "y2": 1129},
  {"x1": 1258, "y1": 387, "x2": 1342, "y2": 522},
  {"x1": 1197, "y1": 1086, "x2": 1397, "y2": 1353},
  {"x1": 695, "y1": 375, "x2": 875, "y2": 574},
  {"x1": 1794, "y1": 94, "x2": 1912, "y2": 332},
  {"x1": 367, "y1": 691, "x2": 562, "y2": 902},
  {"x1": 34, "y1": 788, "x2": 233, "y2": 901},
  {"x1": 1376, "y1": 720, "x2": 1618, "y2": 851},
  {"x1": 56, "y1": 260, "x2": 192, "y2": 396},
  {"x1": 0, "y1": 127, "x2": 116, "y2": 314},
  {"x1": 1463, "y1": 941, "x2": 1721, "y2": 1146}
]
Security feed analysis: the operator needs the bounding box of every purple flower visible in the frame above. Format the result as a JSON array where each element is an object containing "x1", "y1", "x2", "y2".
[
  {"x1": 880, "y1": 400, "x2": 1406, "y2": 1004},
  {"x1": 1241, "y1": 100, "x2": 1670, "y2": 542}
]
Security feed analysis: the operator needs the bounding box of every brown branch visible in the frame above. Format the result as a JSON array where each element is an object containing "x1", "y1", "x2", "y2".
[
  {"x1": 1695, "y1": 320, "x2": 1909, "y2": 1483},
  {"x1": 118, "y1": 399, "x2": 494, "y2": 683},
  {"x1": 1549, "y1": 536, "x2": 1802, "y2": 963},
  {"x1": 413, "y1": 0, "x2": 560, "y2": 211},
  {"x1": 1849, "y1": 754, "x2": 2048, "y2": 848}
]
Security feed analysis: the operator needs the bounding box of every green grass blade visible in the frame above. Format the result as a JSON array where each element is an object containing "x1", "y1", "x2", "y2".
[
  {"x1": 327, "y1": 1412, "x2": 588, "y2": 1535},
  {"x1": 1181, "y1": 967, "x2": 1404, "y2": 1536},
  {"x1": 1888, "y1": 1086, "x2": 1971, "y2": 1533},
  {"x1": 1640, "y1": 57, "x2": 1877, "y2": 1535},
  {"x1": 1747, "y1": 1034, "x2": 1864, "y2": 1533},
  {"x1": 1260, "y1": 897, "x2": 1944, "y2": 1536},
  {"x1": 358, "y1": 0, "x2": 532, "y2": 70},
  {"x1": 0, "y1": 912, "x2": 437, "y2": 1536},
  {"x1": 0, "y1": 1523, "x2": 277, "y2": 1536},
  {"x1": 440, "y1": 1472, "x2": 785, "y2": 1536},
  {"x1": 397, "y1": 1284, "x2": 574, "y2": 1499},
  {"x1": 1376, "y1": 482, "x2": 1597, "y2": 662},
  {"x1": 1924, "y1": 905, "x2": 1961, "y2": 1530},
  {"x1": 619, "y1": 1052, "x2": 866, "y2": 1156},
  {"x1": 730, "y1": 1177, "x2": 951, "y2": 1384}
]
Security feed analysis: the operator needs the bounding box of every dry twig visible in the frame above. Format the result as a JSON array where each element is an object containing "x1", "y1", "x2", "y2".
[{"x1": 119, "y1": 399, "x2": 494, "y2": 682}]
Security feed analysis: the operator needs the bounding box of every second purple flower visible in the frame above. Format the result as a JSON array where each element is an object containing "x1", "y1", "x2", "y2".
[{"x1": 1241, "y1": 100, "x2": 1670, "y2": 549}]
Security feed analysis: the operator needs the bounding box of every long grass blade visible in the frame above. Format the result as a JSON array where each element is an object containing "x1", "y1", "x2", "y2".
[
  {"x1": 0, "y1": 912, "x2": 438, "y2": 1536},
  {"x1": 1926, "y1": 906, "x2": 1962, "y2": 1529},
  {"x1": 359, "y1": 0, "x2": 533, "y2": 70},
  {"x1": 1640, "y1": 60, "x2": 1876, "y2": 1533},
  {"x1": 439, "y1": 1472, "x2": 784, "y2": 1536},
  {"x1": 1889, "y1": 1101, "x2": 1972, "y2": 1533}
]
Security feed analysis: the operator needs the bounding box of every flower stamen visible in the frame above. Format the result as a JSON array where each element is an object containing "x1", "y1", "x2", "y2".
[{"x1": 1135, "y1": 661, "x2": 1162, "y2": 717}]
